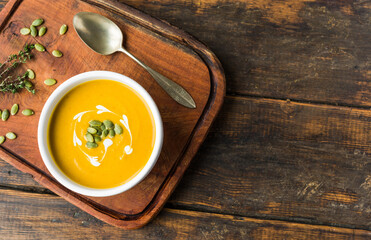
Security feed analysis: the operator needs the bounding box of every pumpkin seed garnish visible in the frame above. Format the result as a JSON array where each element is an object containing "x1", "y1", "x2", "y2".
[
  {"x1": 27, "y1": 69, "x2": 35, "y2": 79},
  {"x1": 89, "y1": 120, "x2": 102, "y2": 127},
  {"x1": 44, "y1": 78, "x2": 56, "y2": 86},
  {"x1": 32, "y1": 18, "x2": 44, "y2": 27},
  {"x1": 2, "y1": 109, "x2": 9, "y2": 121},
  {"x1": 59, "y1": 24, "x2": 68, "y2": 35},
  {"x1": 35, "y1": 43, "x2": 45, "y2": 52},
  {"x1": 30, "y1": 25, "x2": 37, "y2": 37},
  {"x1": 38, "y1": 26, "x2": 47, "y2": 36},
  {"x1": 0, "y1": 136, "x2": 5, "y2": 144},
  {"x1": 22, "y1": 109, "x2": 34, "y2": 116},
  {"x1": 102, "y1": 129, "x2": 109, "y2": 138},
  {"x1": 109, "y1": 129, "x2": 115, "y2": 138},
  {"x1": 85, "y1": 133, "x2": 94, "y2": 142},
  {"x1": 94, "y1": 136, "x2": 102, "y2": 142},
  {"x1": 86, "y1": 142, "x2": 98, "y2": 149},
  {"x1": 100, "y1": 124, "x2": 106, "y2": 131},
  {"x1": 87, "y1": 127, "x2": 97, "y2": 134},
  {"x1": 103, "y1": 120, "x2": 114, "y2": 129},
  {"x1": 20, "y1": 28, "x2": 30, "y2": 35},
  {"x1": 6, "y1": 132, "x2": 16, "y2": 140},
  {"x1": 114, "y1": 124, "x2": 123, "y2": 135},
  {"x1": 52, "y1": 50, "x2": 63, "y2": 58},
  {"x1": 11, "y1": 104, "x2": 19, "y2": 115}
]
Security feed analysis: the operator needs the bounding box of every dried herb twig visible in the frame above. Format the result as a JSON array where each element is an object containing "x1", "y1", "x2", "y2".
[{"x1": 0, "y1": 44, "x2": 35, "y2": 93}]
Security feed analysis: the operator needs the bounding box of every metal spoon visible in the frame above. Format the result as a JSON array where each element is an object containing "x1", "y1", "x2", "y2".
[{"x1": 73, "y1": 12, "x2": 196, "y2": 109}]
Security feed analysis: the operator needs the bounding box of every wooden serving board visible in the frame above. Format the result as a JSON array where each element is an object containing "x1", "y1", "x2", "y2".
[{"x1": 0, "y1": 0, "x2": 225, "y2": 229}]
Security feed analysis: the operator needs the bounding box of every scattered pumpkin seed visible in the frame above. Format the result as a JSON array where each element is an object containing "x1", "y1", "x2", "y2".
[
  {"x1": 114, "y1": 124, "x2": 123, "y2": 135},
  {"x1": 35, "y1": 43, "x2": 45, "y2": 52},
  {"x1": 102, "y1": 129, "x2": 109, "y2": 138},
  {"x1": 44, "y1": 78, "x2": 56, "y2": 86},
  {"x1": 0, "y1": 136, "x2": 5, "y2": 144},
  {"x1": 6, "y1": 132, "x2": 16, "y2": 140},
  {"x1": 85, "y1": 133, "x2": 94, "y2": 142},
  {"x1": 32, "y1": 18, "x2": 44, "y2": 26},
  {"x1": 2, "y1": 109, "x2": 9, "y2": 121},
  {"x1": 109, "y1": 129, "x2": 115, "y2": 138},
  {"x1": 59, "y1": 24, "x2": 68, "y2": 35},
  {"x1": 0, "y1": 110, "x2": 2, "y2": 116},
  {"x1": 89, "y1": 120, "x2": 102, "y2": 127},
  {"x1": 38, "y1": 26, "x2": 47, "y2": 36},
  {"x1": 22, "y1": 109, "x2": 34, "y2": 116},
  {"x1": 27, "y1": 69, "x2": 35, "y2": 79},
  {"x1": 103, "y1": 120, "x2": 114, "y2": 129},
  {"x1": 86, "y1": 142, "x2": 98, "y2": 149},
  {"x1": 24, "y1": 80, "x2": 33, "y2": 88},
  {"x1": 11, "y1": 104, "x2": 19, "y2": 115},
  {"x1": 87, "y1": 127, "x2": 97, "y2": 134},
  {"x1": 30, "y1": 25, "x2": 37, "y2": 37},
  {"x1": 100, "y1": 124, "x2": 106, "y2": 131},
  {"x1": 52, "y1": 50, "x2": 63, "y2": 58},
  {"x1": 20, "y1": 28, "x2": 30, "y2": 35},
  {"x1": 94, "y1": 136, "x2": 101, "y2": 142}
]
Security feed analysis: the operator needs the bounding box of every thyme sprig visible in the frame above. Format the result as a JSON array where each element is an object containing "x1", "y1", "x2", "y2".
[{"x1": 0, "y1": 44, "x2": 35, "y2": 94}]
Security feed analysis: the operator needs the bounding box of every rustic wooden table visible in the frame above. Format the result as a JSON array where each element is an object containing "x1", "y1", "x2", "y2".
[{"x1": 0, "y1": 0, "x2": 370, "y2": 239}]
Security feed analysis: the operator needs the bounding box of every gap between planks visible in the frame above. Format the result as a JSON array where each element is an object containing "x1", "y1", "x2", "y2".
[{"x1": 226, "y1": 92, "x2": 371, "y2": 110}]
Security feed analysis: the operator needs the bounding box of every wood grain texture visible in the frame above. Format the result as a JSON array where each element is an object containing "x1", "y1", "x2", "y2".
[
  {"x1": 0, "y1": 96, "x2": 370, "y2": 230},
  {"x1": 122, "y1": 0, "x2": 371, "y2": 107},
  {"x1": 0, "y1": 0, "x2": 225, "y2": 229},
  {"x1": 1, "y1": 188, "x2": 370, "y2": 240}
]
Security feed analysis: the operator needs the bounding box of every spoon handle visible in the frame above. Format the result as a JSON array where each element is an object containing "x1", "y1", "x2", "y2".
[{"x1": 118, "y1": 47, "x2": 196, "y2": 109}]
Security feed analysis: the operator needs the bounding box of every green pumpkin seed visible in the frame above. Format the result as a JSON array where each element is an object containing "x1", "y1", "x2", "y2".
[
  {"x1": 2, "y1": 109, "x2": 9, "y2": 121},
  {"x1": 20, "y1": 28, "x2": 30, "y2": 35},
  {"x1": 89, "y1": 120, "x2": 102, "y2": 127},
  {"x1": 32, "y1": 18, "x2": 44, "y2": 26},
  {"x1": 87, "y1": 127, "x2": 97, "y2": 134},
  {"x1": 22, "y1": 109, "x2": 34, "y2": 116},
  {"x1": 35, "y1": 43, "x2": 45, "y2": 52},
  {"x1": 52, "y1": 50, "x2": 63, "y2": 58},
  {"x1": 44, "y1": 78, "x2": 56, "y2": 86},
  {"x1": 100, "y1": 124, "x2": 106, "y2": 131},
  {"x1": 27, "y1": 69, "x2": 35, "y2": 79},
  {"x1": 102, "y1": 129, "x2": 109, "y2": 138},
  {"x1": 0, "y1": 110, "x2": 2, "y2": 116},
  {"x1": 86, "y1": 142, "x2": 98, "y2": 149},
  {"x1": 24, "y1": 80, "x2": 33, "y2": 88},
  {"x1": 114, "y1": 124, "x2": 123, "y2": 135},
  {"x1": 59, "y1": 24, "x2": 68, "y2": 35},
  {"x1": 103, "y1": 120, "x2": 114, "y2": 129},
  {"x1": 30, "y1": 25, "x2": 37, "y2": 37},
  {"x1": 109, "y1": 129, "x2": 115, "y2": 138},
  {"x1": 0, "y1": 136, "x2": 5, "y2": 144},
  {"x1": 38, "y1": 26, "x2": 47, "y2": 36},
  {"x1": 95, "y1": 130, "x2": 102, "y2": 136},
  {"x1": 85, "y1": 133, "x2": 94, "y2": 142},
  {"x1": 11, "y1": 104, "x2": 19, "y2": 115},
  {"x1": 6, "y1": 132, "x2": 16, "y2": 140},
  {"x1": 94, "y1": 136, "x2": 101, "y2": 142}
]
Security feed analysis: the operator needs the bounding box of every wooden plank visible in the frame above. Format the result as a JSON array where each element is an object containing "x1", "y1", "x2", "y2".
[
  {"x1": 0, "y1": 188, "x2": 370, "y2": 239},
  {"x1": 0, "y1": 96, "x2": 370, "y2": 230},
  {"x1": 121, "y1": 0, "x2": 371, "y2": 107},
  {"x1": 170, "y1": 96, "x2": 371, "y2": 228}
]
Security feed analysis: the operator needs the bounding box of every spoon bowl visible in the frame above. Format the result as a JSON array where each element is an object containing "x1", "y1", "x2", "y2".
[
  {"x1": 73, "y1": 12, "x2": 196, "y2": 108},
  {"x1": 73, "y1": 12, "x2": 122, "y2": 55}
]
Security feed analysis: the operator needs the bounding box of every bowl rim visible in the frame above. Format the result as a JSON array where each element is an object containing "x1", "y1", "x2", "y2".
[{"x1": 38, "y1": 71, "x2": 163, "y2": 197}]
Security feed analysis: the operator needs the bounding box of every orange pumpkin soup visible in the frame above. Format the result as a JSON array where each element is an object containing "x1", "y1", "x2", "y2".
[{"x1": 48, "y1": 80, "x2": 155, "y2": 189}]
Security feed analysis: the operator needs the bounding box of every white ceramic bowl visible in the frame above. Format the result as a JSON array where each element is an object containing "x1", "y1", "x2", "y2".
[{"x1": 38, "y1": 71, "x2": 163, "y2": 197}]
